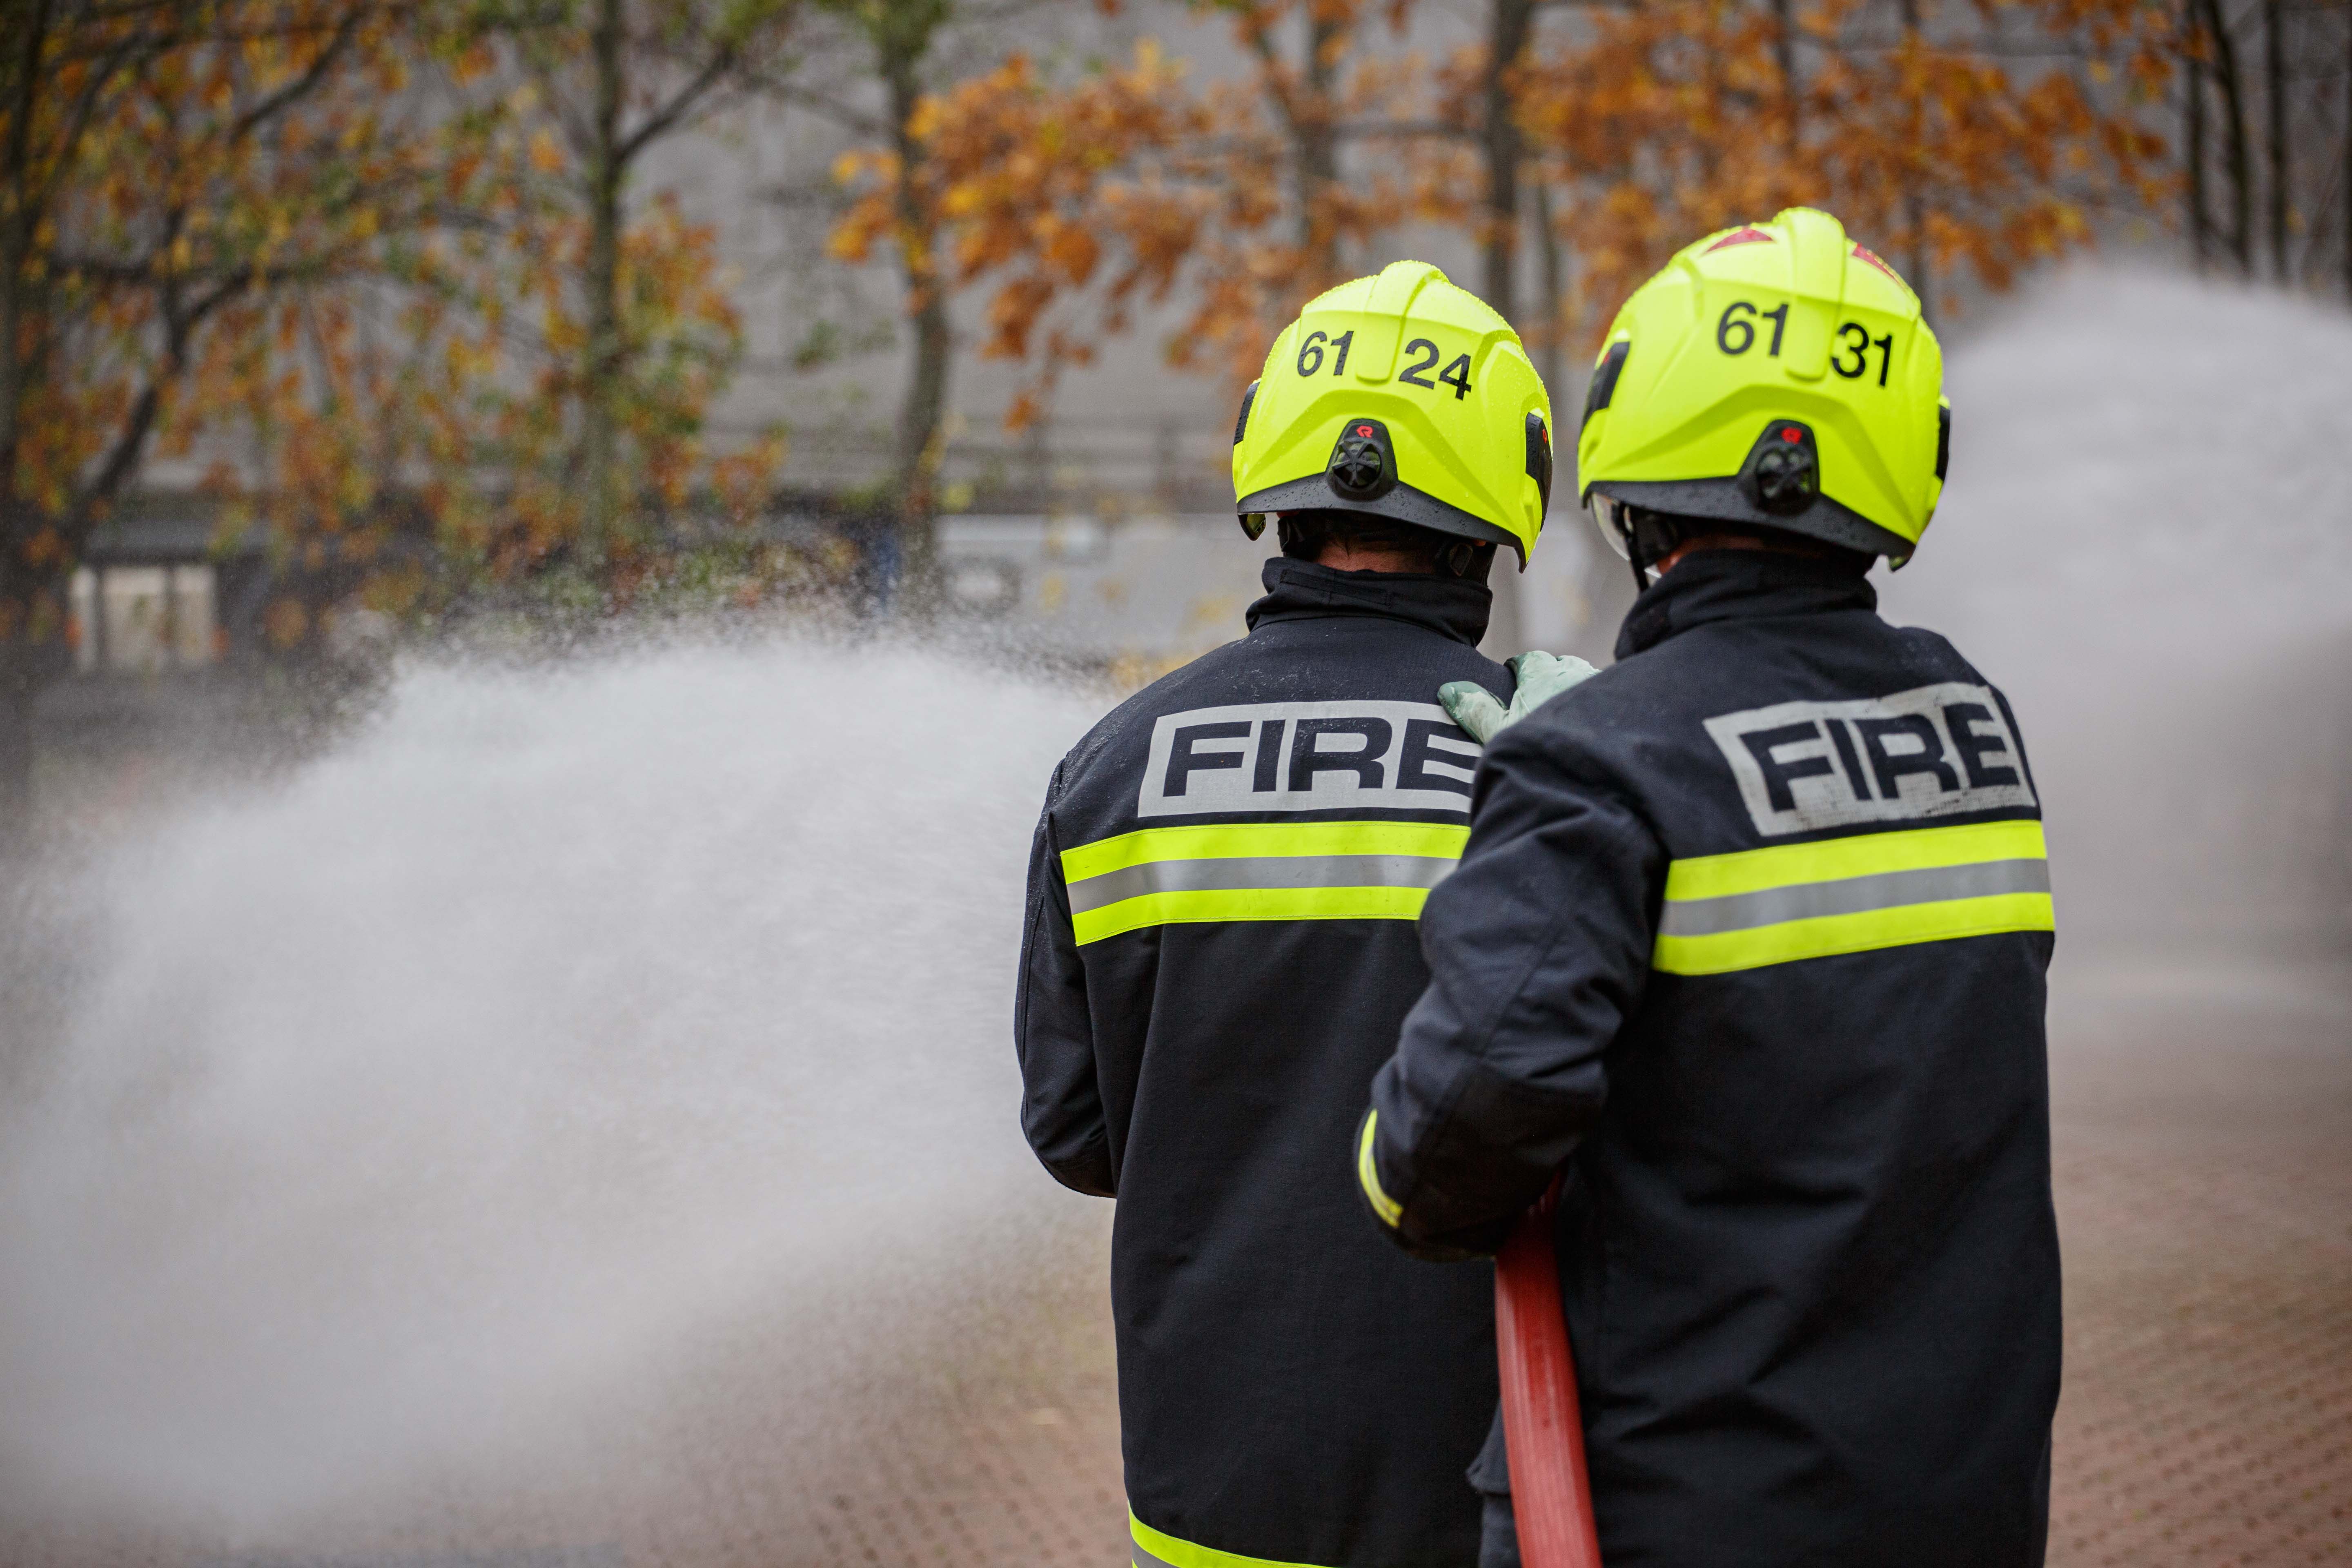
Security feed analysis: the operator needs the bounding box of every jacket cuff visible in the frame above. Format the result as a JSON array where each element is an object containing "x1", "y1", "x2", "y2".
[
  {"x1": 1356, "y1": 1107, "x2": 1503, "y2": 1263},
  {"x1": 1042, "y1": 1131, "x2": 1116, "y2": 1198}
]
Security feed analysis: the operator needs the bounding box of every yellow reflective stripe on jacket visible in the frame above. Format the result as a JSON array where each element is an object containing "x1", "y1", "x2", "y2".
[
  {"x1": 1132, "y1": 1511, "x2": 1337, "y2": 1568},
  {"x1": 1063, "y1": 820, "x2": 1469, "y2": 880},
  {"x1": 1355, "y1": 1111, "x2": 1402, "y2": 1227},
  {"x1": 1063, "y1": 821, "x2": 1469, "y2": 946},
  {"x1": 1655, "y1": 819, "x2": 2051, "y2": 976}
]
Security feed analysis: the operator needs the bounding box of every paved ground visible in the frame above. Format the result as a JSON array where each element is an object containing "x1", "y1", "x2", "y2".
[
  {"x1": 765, "y1": 958, "x2": 2352, "y2": 1568},
  {"x1": 789, "y1": 958, "x2": 2352, "y2": 1568},
  {"x1": 2035, "y1": 962, "x2": 2351, "y2": 1567},
  {"x1": 3, "y1": 958, "x2": 2345, "y2": 1566}
]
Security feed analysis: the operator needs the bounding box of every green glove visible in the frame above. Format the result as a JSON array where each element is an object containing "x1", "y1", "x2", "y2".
[{"x1": 1439, "y1": 651, "x2": 1602, "y2": 744}]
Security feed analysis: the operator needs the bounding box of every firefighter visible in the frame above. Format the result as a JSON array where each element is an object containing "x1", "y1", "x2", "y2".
[
  {"x1": 1359, "y1": 207, "x2": 2061, "y2": 1568},
  {"x1": 1016, "y1": 261, "x2": 1589, "y2": 1568}
]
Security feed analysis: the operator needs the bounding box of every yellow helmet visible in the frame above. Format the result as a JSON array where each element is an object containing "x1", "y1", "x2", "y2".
[
  {"x1": 1577, "y1": 207, "x2": 1950, "y2": 567},
  {"x1": 1232, "y1": 261, "x2": 1555, "y2": 567}
]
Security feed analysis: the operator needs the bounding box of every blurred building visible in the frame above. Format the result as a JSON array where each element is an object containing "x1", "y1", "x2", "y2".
[
  {"x1": 935, "y1": 509, "x2": 1635, "y2": 679},
  {"x1": 66, "y1": 500, "x2": 279, "y2": 675}
]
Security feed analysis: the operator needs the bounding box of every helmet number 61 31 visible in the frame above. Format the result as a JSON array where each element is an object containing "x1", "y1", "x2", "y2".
[{"x1": 1718, "y1": 301, "x2": 1895, "y2": 388}]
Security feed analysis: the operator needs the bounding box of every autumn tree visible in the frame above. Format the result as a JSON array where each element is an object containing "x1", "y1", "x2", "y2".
[
  {"x1": 0, "y1": 0, "x2": 439, "y2": 836},
  {"x1": 2182, "y1": 0, "x2": 2352, "y2": 295},
  {"x1": 1417, "y1": 0, "x2": 1542, "y2": 337},
  {"x1": 0, "y1": 0, "x2": 803, "y2": 838},
  {"x1": 189, "y1": 0, "x2": 800, "y2": 628},
  {"x1": 1425, "y1": 0, "x2": 2178, "y2": 353},
  {"x1": 832, "y1": 43, "x2": 1210, "y2": 435},
  {"x1": 446, "y1": 0, "x2": 797, "y2": 580},
  {"x1": 1136, "y1": 0, "x2": 1432, "y2": 381},
  {"x1": 884, "y1": 0, "x2": 2188, "y2": 434},
  {"x1": 787, "y1": 0, "x2": 970, "y2": 599},
  {"x1": 1505, "y1": 0, "x2": 2174, "y2": 340},
  {"x1": 788, "y1": 0, "x2": 1185, "y2": 599},
  {"x1": 826, "y1": 0, "x2": 1438, "y2": 579}
]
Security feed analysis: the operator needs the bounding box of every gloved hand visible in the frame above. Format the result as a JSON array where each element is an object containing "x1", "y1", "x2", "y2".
[{"x1": 1439, "y1": 651, "x2": 1601, "y2": 744}]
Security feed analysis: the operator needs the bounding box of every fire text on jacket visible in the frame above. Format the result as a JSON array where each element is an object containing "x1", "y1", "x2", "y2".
[
  {"x1": 1704, "y1": 681, "x2": 2037, "y2": 836},
  {"x1": 1137, "y1": 700, "x2": 1480, "y2": 818}
]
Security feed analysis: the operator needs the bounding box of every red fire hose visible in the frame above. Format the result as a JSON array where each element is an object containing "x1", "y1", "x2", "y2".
[{"x1": 1494, "y1": 1178, "x2": 1605, "y2": 1568}]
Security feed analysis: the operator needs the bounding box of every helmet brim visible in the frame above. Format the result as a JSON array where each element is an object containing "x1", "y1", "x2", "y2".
[
  {"x1": 1237, "y1": 476, "x2": 1527, "y2": 565},
  {"x1": 1582, "y1": 477, "x2": 1913, "y2": 560}
]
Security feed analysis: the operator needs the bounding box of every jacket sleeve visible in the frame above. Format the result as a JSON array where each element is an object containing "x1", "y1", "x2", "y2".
[
  {"x1": 1014, "y1": 761, "x2": 1117, "y2": 1197},
  {"x1": 1356, "y1": 716, "x2": 1664, "y2": 1259}
]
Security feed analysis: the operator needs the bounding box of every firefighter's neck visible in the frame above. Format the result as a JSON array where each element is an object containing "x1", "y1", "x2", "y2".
[
  {"x1": 1655, "y1": 532, "x2": 1804, "y2": 577},
  {"x1": 1315, "y1": 539, "x2": 1435, "y2": 574}
]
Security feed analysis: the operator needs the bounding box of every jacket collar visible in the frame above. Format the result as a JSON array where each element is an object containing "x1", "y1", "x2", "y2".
[
  {"x1": 1247, "y1": 556, "x2": 1492, "y2": 647},
  {"x1": 1616, "y1": 548, "x2": 1877, "y2": 660}
]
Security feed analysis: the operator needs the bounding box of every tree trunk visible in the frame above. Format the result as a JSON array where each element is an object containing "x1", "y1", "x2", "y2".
[
  {"x1": 2201, "y1": 0, "x2": 2252, "y2": 274},
  {"x1": 2187, "y1": 0, "x2": 2208, "y2": 272},
  {"x1": 0, "y1": 681, "x2": 31, "y2": 849},
  {"x1": 1896, "y1": 0, "x2": 1932, "y2": 320},
  {"x1": 1772, "y1": 0, "x2": 1799, "y2": 154},
  {"x1": 581, "y1": 0, "x2": 627, "y2": 564},
  {"x1": 2344, "y1": 2, "x2": 2351, "y2": 303},
  {"x1": 886, "y1": 38, "x2": 946, "y2": 608},
  {"x1": 1532, "y1": 175, "x2": 1565, "y2": 399},
  {"x1": 1481, "y1": 0, "x2": 1536, "y2": 324},
  {"x1": 1297, "y1": 11, "x2": 1344, "y2": 285},
  {"x1": 0, "y1": 620, "x2": 40, "y2": 851},
  {"x1": 0, "y1": 6, "x2": 50, "y2": 848},
  {"x1": 0, "y1": 0, "x2": 45, "y2": 495},
  {"x1": 2263, "y1": 0, "x2": 2285, "y2": 282},
  {"x1": 0, "y1": 547, "x2": 64, "y2": 850}
]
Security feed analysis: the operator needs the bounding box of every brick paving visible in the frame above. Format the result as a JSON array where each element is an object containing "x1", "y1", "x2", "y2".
[
  {"x1": 777, "y1": 961, "x2": 2352, "y2": 1568},
  {"x1": 2037, "y1": 963, "x2": 2352, "y2": 1568},
  {"x1": 2, "y1": 960, "x2": 2344, "y2": 1566}
]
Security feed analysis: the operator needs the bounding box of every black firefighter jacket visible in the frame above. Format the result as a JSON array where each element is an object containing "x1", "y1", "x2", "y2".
[
  {"x1": 1360, "y1": 550, "x2": 2062, "y2": 1568},
  {"x1": 1017, "y1": 556, "x2": 1516, "y2": 1568}
]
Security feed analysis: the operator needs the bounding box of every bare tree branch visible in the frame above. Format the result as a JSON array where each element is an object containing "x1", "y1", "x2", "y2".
[
  {"x1": 753, "y1": 76, "x2": 887, "y2": 134},
  {"x1": 616, "y1": 41, "x2": 737, "y2": 163},
  {"x1": 225, "y1": 4, "x2": 367, "y2": 147}
]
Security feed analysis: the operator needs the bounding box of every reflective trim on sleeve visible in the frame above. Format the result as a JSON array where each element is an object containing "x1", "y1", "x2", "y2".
[
  {"x1": 1655, "y1": 819, "x2": 2052, "y2": 976},
  {"x1": 1132, "y1": 1511, "x2": 1337, "y2": 1568},
  {"x1": 1356, "y1": 1111, "x2": 1402, "y2": 1228},
  {"x1": 1062, "y1": 821, "x2": 1468, "y2": 945}
]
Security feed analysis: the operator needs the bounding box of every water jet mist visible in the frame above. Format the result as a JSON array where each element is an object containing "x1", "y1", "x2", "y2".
[{"x1": 0, "y1": 637, "x2": 1104, "y2": 1553}]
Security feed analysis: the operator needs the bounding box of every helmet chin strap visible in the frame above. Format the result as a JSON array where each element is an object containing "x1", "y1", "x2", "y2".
[
  {"x1": 1616, "y1": 506, "x2": 1673, "y2": 592},
  {"x1": 1441, "y1": 540, "x2": 1495, "y2": 582},
  {"x1": 1620, "y1": 503, "x2": 1829, "y2": 592}
]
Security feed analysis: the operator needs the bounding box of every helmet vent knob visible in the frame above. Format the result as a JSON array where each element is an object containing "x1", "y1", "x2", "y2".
[
  {"x1": 1741, "y1": 419, "x2": 1820, "y2": 517},
  {"x1": 1326, "y1": 418, "x2": 1396, "y2": 501}
]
